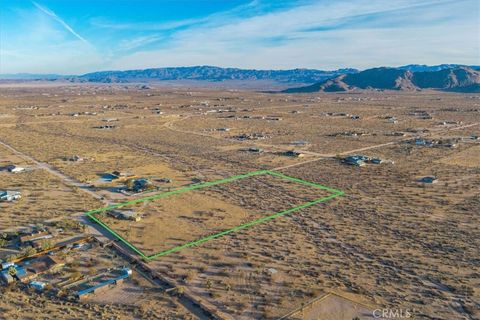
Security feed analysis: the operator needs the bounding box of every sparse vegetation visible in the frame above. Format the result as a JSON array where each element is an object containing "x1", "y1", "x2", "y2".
[{"x1": 0, "y1": 86, "x2": 478, "y2": 320}]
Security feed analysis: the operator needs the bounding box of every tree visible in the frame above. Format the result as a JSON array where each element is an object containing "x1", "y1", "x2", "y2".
[
  {"x1": 22, "y1": 246, "x2": 37, "y2": 257},
  {"x1": 175, "y1": 286, "x2": 185, "y2": 296},
  {"x1": 0, "y1": 238, "x2": 8, "y2": 248},
  {"x1": 8, "y1": 266, "x2": 17, "y2": 277},
  {"x1": 38, "y1": 239, "x2": 53, "y2": 251},
  {"x1": 205, "y1": 279, "x2": 213, "y2": 290}
]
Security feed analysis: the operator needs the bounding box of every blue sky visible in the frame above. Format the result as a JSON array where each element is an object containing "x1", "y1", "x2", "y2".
[{"x1": 0, "y1": 0, "x2": 478, "y2": 74}]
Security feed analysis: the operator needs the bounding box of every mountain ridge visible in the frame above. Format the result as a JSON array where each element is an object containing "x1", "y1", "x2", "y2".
[
  {"x1": 1, "y1": 65, "x2": 479, "y2": 93},
  {"x1": 75, "y1": 66, "x2": 358, "y2": 84},
  {"x1": 283, "y1": 66, "x2": 480, "y2": 93}
]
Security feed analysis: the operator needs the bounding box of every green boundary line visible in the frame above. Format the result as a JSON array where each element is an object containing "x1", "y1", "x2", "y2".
[{"x1": 86, "y1": 170, "x2": 343, "y2": 260}]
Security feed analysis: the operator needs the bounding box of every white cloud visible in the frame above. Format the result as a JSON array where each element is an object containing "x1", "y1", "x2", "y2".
[
  {"x1": 32, "y1": 1, "x2": 89, "y2": 44},
  {"x1": 0, "y1": 3, "x2": 101, "y2": 74},
  {"x1": 110, "y1": 0, "x2": 479, "y2": 70},
  {"x1": 117, "y1": 35, "x2": 165, "y2": 51}
]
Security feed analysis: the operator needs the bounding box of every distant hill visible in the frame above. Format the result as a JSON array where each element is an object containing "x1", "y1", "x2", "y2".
[
  {"x1": 283, "y1": 66, "x2": 480, "y2": 93},
  {"x1": 0, "y1": 73, "x2": 69, "y2": 80},
  {"x1": 2, "y1": 65, "x2": 479, "y2": 92},
  {"x1": 75, "y1": 66, "x2": 357, "y2": 84}
]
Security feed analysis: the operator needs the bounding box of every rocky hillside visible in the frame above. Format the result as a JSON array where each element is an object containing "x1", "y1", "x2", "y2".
[{"x1": 283, "y1": 67, "x2": 480, "y2": 93}]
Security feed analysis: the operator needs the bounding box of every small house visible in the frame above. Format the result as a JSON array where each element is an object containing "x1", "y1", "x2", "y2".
[
  {"x1": 291, "y1": 140, "x2": 309, "y2": 146},
  {"x1": 342, "y1": 155, "x2": 369, "y2": 166},
  {"x1": 418, "y1": 176, "x2": 438, "y2": 184}
]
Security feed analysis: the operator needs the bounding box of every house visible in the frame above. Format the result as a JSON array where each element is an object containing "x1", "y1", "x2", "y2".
[
  {"x1": 291, "y1": 140, "x2": 309, "y2": 146},
  {"x1": 342, "y1": 155, "x2": 369, "y2": 166},
  {"x1": 283, "y1": 150, "x2": 305, "y2": 158},
  {"x1": 264, "y1": 116, "x2": 282, "y2": 121},
  {"x1": 233, "y1": 132, "x2": 268, "y2": 141},
  {"x1": 0, "y1": 190, "x2": 21, "y2": 202},
  {"x1": 29, "y1": 280, "x2": 46, "y2": 291},
  {"x1": 369, "y1": 158, "x2": 383, "y2": 164},
  {"x1": 126, "y1": 178, "x2": 152, "y2": 193},
  {"x1": 410, "y1": 138, "x2": 434, "y2": 146},
  {"x1": 247, "y1": 147, "x2": 263, "y2": 153},
  {"x1": 93, "y1": 125, "x2": 116, "y2": 129},
  {"x1": 7, "y1": 165, "x2": 25, "y2": 173},
  {"x1": 152, "y1": 107, "x2": 163, "y2": 115},
  {"x1": 25, "y1": 255, "x2": 65, "y2": 275},
  {"x1": 418, "y1": 176, "x2": 438, "y2": 184},
  {"x1": 63, "y1": 155, "x2": 83, "y2": 162},
  {"x1": 102, "y1": 171, "x2": 132, "y2": 182},
  {"x1": 107, "y1": 210, "x2": 141, "y2": 222},
  {"x1": 101, "y1": 172, "x2": 120, "y2": 181}
]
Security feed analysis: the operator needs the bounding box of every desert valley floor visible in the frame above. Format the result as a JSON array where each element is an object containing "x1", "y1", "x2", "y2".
[{"x1": 0, "y1": 84, "x2": 478, "y2": 320}]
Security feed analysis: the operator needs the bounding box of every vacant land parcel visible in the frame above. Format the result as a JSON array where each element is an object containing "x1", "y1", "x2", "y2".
[{"x1": 88, "y1": 170, "x2": 343, "y2": 259}]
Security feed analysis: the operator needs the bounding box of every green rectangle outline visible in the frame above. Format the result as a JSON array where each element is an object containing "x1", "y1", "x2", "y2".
[{"x1": 86, "y1": 170, "x2": 344, "y2": 260}]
